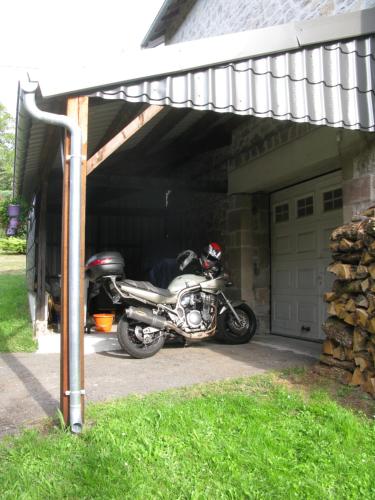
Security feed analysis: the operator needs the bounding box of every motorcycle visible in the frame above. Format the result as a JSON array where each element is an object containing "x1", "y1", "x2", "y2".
[{"x1": 85, "y1": 251, "x2": 257, "y2": 359}]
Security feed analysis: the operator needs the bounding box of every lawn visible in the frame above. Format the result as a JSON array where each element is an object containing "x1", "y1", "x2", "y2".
[
  {"x1": 0, "y1": 254, "x2": 36, "y2": 352},
  {"x1": 0, "y1": 373, "x2": 374, "y2": 499}
]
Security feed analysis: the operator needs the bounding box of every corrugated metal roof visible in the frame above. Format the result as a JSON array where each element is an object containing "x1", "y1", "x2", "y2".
[
  {"x1": 91, "y1": 36, "x2": 375, "y2": 131},
  {"x1": 33, "y1": 8, "x2": 375, "y2": 100}
]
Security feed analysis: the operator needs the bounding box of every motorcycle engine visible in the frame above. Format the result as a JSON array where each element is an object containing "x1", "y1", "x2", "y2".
[
  {"x1": 180, "y1": 292, "x2": 213, "y2": 329},
  {"x1": 186, "y1": 310, "x2": 202, "y2": 328}
]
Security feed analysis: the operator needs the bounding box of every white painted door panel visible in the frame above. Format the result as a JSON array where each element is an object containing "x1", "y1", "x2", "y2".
[{"x1": 271, "y1": 172, "x2": 343, "y2": 340}]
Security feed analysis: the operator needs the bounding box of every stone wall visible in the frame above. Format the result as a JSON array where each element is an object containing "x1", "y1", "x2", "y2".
[
  {"x1": 167, "y1": 145, "x2": 229, "y2": 254},
  {"x1": 226, "y1": 193, "x2": 270, "y2": 334},
  {"x1": 168, "y1": 0, "x2": 374, "y2": 44},
  {"x1": 229, "y1": 117, "x2": 314, "y2": 173},
  {"x1": 342, "y1": 140, "x2": 375, "y2": 222}
]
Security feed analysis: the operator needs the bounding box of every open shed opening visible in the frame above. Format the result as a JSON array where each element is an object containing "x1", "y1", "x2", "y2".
[{"x1": 41, "y1": 101, "x2": 248, "y2": 322}]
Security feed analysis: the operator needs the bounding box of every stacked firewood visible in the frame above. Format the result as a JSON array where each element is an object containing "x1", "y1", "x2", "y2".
[{"x1": 321, "y1": 208, "x2": 375, "y2": 397}]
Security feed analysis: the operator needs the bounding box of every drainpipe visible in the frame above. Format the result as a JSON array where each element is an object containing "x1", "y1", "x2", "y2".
[{"x1": 22, "y1": 82, "x2": 83, "y2": 434}]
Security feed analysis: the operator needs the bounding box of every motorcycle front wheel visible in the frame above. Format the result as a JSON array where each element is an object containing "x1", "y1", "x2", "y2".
[
  {"x1": 117, "y1": 316, "x2": 165, "y2": 359},
  {"x1": 216, "y1": 303, "x2": 257, "y2": 344}
]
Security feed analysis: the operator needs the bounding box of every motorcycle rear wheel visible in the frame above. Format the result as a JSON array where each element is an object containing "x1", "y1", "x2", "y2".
[
  {"x1": 117, "y1": 316, "x2": 165, "y2": 359},
  {"x1": 216, "y1": 303, "x2": 257, "y2": 344}
]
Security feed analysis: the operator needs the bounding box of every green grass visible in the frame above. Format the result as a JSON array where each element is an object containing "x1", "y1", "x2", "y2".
[
  {"x1": 0, "y1": 376, "x2": 374, "y2": 499},
  {"x1": 0, "y1": 254, "x2": 36, "y2": 352}
]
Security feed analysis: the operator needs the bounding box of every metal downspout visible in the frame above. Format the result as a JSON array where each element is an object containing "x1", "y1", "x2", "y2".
[{"x1": 22, "y1": 82, "x2": 83, "y2": 433}]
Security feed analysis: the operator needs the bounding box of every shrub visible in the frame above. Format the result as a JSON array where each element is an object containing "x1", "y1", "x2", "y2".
[{"x1": 0, "y1": 237, "x2": 26, "y2": 254}]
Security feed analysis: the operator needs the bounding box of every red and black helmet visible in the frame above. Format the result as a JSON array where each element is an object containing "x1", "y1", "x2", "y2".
[{"x1": 201, "y1": 242, "x2": 222, "y2": 270}]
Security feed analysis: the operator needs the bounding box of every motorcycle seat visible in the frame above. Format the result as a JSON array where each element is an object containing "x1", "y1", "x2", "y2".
[{"x1": 122, "y1": 279, "x2": 173, "y2": 298}]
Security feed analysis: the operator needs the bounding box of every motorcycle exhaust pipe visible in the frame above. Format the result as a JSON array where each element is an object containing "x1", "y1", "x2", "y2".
[
  {"x1": 126, "y1": 306, "x2": 184, "y2": 334},
  {"x1": 125, "y1": 306, "x2": 215, "y2": 341}
]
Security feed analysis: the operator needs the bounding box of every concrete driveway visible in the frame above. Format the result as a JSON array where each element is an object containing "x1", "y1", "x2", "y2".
[{"x1": 0, "y1": 334, "x2": 321, "y2": 437}]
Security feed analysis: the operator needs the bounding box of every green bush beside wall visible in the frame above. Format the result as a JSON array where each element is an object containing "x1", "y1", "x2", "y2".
[{"x1": 0, "y1": 237, "x2": 27, "y2": 254}]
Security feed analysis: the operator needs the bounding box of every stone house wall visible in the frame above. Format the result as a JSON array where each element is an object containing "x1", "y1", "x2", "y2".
[{"x1": 168, "y1": 0, "x2": 375, "y2": 44}]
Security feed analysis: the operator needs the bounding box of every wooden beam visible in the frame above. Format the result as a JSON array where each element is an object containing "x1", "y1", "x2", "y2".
[
  {"x1": 60, "y1": 101, "x2": 72, "y2": 425},
  {"x1": 60, "y1": 96, "x2": 89, "y2": 427},
  {"x1": 78, "y1": 96, "x2": 89, "y2": 421},
  {"x1": 86, "y1": 105, "x2": 164, "y2": 175},
  {"x1": 93, "y1": 103, "x2": 145, "y2": 152}
]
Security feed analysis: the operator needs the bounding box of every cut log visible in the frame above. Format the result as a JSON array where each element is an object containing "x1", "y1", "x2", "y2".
[
  {"x1": 353, "y1": 327, "x2": 368, "y2": 352},
  {"x1": 367, "y1": 343, "x2": 375, "y2": 364},
  {"x1": 333, "y1": 345, "x2": 346, "y2": 361},
  {"x1": 330, "y1": 222, "x2": 366, "y2": 241},
  {"x1": 360, "y1": 251, "x2": 375, "y2": 266},
  {"x1": 345, "y1": 348, "x2": 354, "y2": 361},
  {"x1": 338, "y1": 238, "x2": 355, "y2": 252},
  {"x1": 333, "y1": 279, "x2": 363, "y2": 294},
  {"x1": 360, "y1": 373, "x2": 375, "y2": 397},
  {"x1": 355, "y1": 265, "x2": 369, "y2": 280},
  {"x1": 343, "y1": 312, "x2": 356, "y2": 326},
  {"x1": 361, "y1": 278, "x2": 371, "y2": 293},
  {"x1": 365, "y1": 219, "x2": 375, "y2": 237},
  {"x1": 360, "y1": 207, "x2": 375, "y2": 218},
  {"x1": 333, "y1": 252, "x2": 362, "y2": 264},
  {"x1": 321, "y1": 317, "x2": 353, "y2": 348},
  {"x1": 354, "y1": 351, "x2": 373, "y2": 372},
  {"x1": 344, "y1": 298, "x2": 356, "y2": 313},
  {"x1": 363, "y1": 234, "x2": 375, "y2": 252},
  {"x1": 335, "y1": 302, "x2": 347, "y2": 319},
  {"x1": 355, "y1": 308, "x2": 369, "y2": 329},
  {"x1": 322, "y1": 339, "x2": 335, "y2": 355},
  {"x1": 354, "y1": 294, "x2": 368, "y2": 309},
  {"x1": 353, "y1": 239, "x2": 366, "y2": 252},
  {"x1": 368, "y1": 263, "x2": 375, "y2": 279},
  {"x1": 319, "y1": 354, "x2": 355, "y2": 371},
  {"x1": 327, "y1": 263, "x2": 357, "y2": 280},
  {"x1": 329, "y1": 241, "x2": 340, "y2": 253},
  {"x1": 350, "y1": 367, "x2": 364, "y2": 386},
  {"x1": 366, "y1": 316, "x2": 375, "y2": 335},
  {"x1": 327, "y1": 302, "x2": 337, "y2": 316},
  {"x1": 366, "y1": 293, "x2": 375, "y2": 314},
  {"x1": 323, "y1": 292, "x2": 338, "y2": 303}
]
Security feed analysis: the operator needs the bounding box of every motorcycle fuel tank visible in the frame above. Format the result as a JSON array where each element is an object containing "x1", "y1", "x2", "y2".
[{"x1": 168, "y1": 274, "x2": 206, "y2": 293}]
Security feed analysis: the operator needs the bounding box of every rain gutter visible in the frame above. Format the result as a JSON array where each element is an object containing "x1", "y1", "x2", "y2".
[{"x1": 21, "y1": 82, "x2": 83, "y2": 434}]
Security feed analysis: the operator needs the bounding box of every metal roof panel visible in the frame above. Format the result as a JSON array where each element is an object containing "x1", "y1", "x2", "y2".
[{"x1": 91, "y1": 36, "x2": 375, "y2": 131}]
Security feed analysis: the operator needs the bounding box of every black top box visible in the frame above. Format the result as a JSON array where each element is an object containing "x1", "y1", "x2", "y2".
[{"x1": 85, "y1": 251, "x2": 125, "y2": 281}]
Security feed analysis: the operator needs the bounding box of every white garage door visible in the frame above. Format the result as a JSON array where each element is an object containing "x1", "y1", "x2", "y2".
[{"x1": 271, "y1": 172, "x2": 343, "y2": 340}]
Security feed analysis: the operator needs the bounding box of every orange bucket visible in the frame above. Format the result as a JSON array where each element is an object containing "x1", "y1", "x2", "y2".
[{"x1": 93, "y1": 313, "x2": 114, "y2": 333}]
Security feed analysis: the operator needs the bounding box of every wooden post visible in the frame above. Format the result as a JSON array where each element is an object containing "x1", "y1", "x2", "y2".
[
  {"x1": 78, "y1": 96, "x2": 89, "y2": 420},
  {"x1": 60, "y1": 114, "x2": 71, "y2": 424},
  {"x1": 60, "y1": 96, "x2": 89, "y2": 426}
]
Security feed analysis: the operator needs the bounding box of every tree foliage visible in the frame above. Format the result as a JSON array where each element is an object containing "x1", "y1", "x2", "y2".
[{"x1": 0, "y1": 103, "x2": 15, "y2": 192}]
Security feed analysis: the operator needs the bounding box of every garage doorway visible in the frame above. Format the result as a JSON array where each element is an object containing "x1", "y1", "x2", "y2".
[{"x1": 271, "y1": 171, "x2": 343, "y2": 340}]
